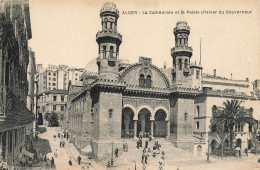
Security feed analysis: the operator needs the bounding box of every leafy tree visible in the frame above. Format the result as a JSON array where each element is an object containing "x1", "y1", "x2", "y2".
[
  {"x1": 211, "y1": 100, "x2": 256, "y2": 152},
  {"x1": 45, "y1": 111, "x2": 59, "y2": 127}
]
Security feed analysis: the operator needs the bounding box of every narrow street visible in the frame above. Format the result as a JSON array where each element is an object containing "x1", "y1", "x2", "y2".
[{"x1": 32, "y1": 126, "x2": 97, "y2": 170}]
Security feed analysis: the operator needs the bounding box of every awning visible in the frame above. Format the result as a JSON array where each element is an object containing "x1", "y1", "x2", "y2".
[
  {"x1": 81, "y1": 145, "x2": 92, "y2": 153},
  {"x1": 22, "y1": 149, "x2": 34, "y2": 158}
]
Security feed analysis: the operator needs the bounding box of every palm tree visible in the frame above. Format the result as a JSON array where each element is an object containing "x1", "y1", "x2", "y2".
[
  {"x1": 209, "y1": 121, "x2": 229, "y2": 159},
  {"x1": 211, "y1": 100, "x2": 256, "y2": 152}
]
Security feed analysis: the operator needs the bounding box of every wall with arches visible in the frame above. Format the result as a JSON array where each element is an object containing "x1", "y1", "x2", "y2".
[{"x1": 121, "y1": 64, "x2": 169, "y2": 88}]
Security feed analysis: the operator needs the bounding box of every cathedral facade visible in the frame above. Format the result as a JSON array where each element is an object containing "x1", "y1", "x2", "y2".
[{"x1": 66, "y1": 2, "x2": 260, "y2": 161}]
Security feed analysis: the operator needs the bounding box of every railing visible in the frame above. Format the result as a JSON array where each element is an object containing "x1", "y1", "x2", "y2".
[
  {"x1": 203, "y1": 88, "x2": 253, "y2": 99},
  {"x1": 171, "y1": 46, "x2": 193, "y2": 53},
  {"x1": 96, "y1": 30, "x2": 122, "y2": 42},
  {"x1": 99, "y1": 148, "x2": 124, "y2": 167}
]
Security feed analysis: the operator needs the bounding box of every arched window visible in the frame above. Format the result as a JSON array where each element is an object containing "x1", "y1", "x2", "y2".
[
  {"x1": 102, "y1": 46, "x2": 106, "y2": 59},
  {"x1": 212, "y1": 105, "x2": 217, "y2": 115},
  {"x1": 146, "y1": 75, "x2": 152, "y2": 88},
  {"x1": 178, "y1": 59, "x2": 182, "y2": 70},
  {"x1": 197, "y1": 106, "x2": 200, "y2": 117},
  {"x1": 109, "y1": 46, "x2": 114, "y2": 58},
  {"x1": 139, "y1": 74, "x2": 145, "y2": 87},
  {"x1": 104, "y1": 22, "x2": 107, "y2": 29},
  {"x1": 196, "y1": 121, "x2": 199, "y2": 129},
  {"x1": 184, "y1": 113, "x2": 188, "y2": 121},
  {"x1": 184, "y1": 59, "x2": 188, "y2": 69}
]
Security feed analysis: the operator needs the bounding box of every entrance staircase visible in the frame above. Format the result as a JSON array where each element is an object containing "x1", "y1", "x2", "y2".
[
  {"x1": 113, "y1": 138, "x2": 205, "y2": 167},
  {"x1": 99, "y1": 148, "x2": 124, "y2": 167}
]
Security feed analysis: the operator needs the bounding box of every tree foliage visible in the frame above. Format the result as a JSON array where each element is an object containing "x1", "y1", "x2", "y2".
[
  {"x1": 45, "y1": 111, "x2": 59, "y2": 127},
  {"x1": 210, "y1": 100, "x2": 256, "y2": 152}
]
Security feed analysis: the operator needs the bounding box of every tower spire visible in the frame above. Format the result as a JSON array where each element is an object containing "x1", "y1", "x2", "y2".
[{"x1": 96, "y1": 2, "x2": 122, "y2": 79}]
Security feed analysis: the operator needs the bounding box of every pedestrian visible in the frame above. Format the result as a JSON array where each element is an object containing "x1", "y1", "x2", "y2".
[
  {"x1": 161, "y1": 151, "x2": 165, "y2": 160},
  {"x1": 60, "y1": 141, "x2": 62, "y2": 148},
  {"x1": 142, "y1": 162, "x2": 146, "y2": 170},
  {"x1": 21, "y1": 157, "x2": 26, "y2": 167},
  {"x1": 54, "y1": 149, "x2": 58, "y2": 158},
  {"x1": 46, "y1": 158, "x2": 49, "y2": 169},
  {"x1": 137, "y1": 140, "x2": 140, "y2": 149},
  {"x1": 143, "y1": 148, "x2": 146, "y2": 153},
  {"x1": 141, "y1": 153, "x2": 144, "y2": 164},
  {"x1": 144, "y1": 152, "x2": 148, "y2": 164},
  {"x1": 245, "y1": 148, "x2": 248, "y2": 157},
  {"x1": 115, "y1": 148, "x2": 118, "y2": 157},
  {"x1": 28, "y1": 160, "x2": 32, "y2": 169},
  {"x1": 43, "y1": 154, "x2": 47, "y2": 162},
  {"x1": 51, "y1": 157, "x2": 55, "y2": 167},
  {"x1": 140, "y1": 139, "x2": 142, "y2": 148},
  {"x1": 77, "y1": 155, "x2": 82, "y2": 165},
  {"x1": 149, "y1": 134, "x2": 152, "y2": 141},
  {"x1": 69, "y1": 157, "x2": 72, "y2": 166},
  {"x1": 62, "y1": 141, "x2": 65, "y2": 148},
  {"x1": 159, "y1": 162, "x2": 165, "y2": 170},
  {"x1": 38, "y1": 152, "x2": 43, "y2": 162},
  {"x1": 145, "y1": 140, "x2": 148, "y2": 149}
]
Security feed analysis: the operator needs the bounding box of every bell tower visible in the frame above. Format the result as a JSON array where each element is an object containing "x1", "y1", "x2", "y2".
[
  {"x1": 96, "y1": 2, "x2": 122, "y2": 79},
  {"x1": 171, "y1": 21, "x2": 193, "y2": 86}
]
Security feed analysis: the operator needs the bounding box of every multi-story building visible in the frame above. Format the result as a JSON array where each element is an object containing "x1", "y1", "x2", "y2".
[
  {"x1": 37, "y1": 89, "x2": 68, "y2": 126},
  {"x1": 27, "y1": 48, "x2": 36, "y2": 112},
  {"x1": 66, "y1": 2, "x2": 260, "y2": 162},
  {"x1": 36, "y1": 64, "x2": 84, "y2": 93},
  {"x1": 35, "y1": 64, "x2": 47, "y2": 93},
  {"x1": 27, "y1": 47, "x2": 38, "y2": 137},
  {"x1": 0, "y1": 0, "x2": 34, "y2": 165}
]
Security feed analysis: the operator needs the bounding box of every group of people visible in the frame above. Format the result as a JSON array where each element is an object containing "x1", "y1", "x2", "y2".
[
  {"x1": 43, "y1": 155, "x2": 55, "y2": 169},
  {"x1": 137, "y1": 131, "x2": 166, "y2": 168}
]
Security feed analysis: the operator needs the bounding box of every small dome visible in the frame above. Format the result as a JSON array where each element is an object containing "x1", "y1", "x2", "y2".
[
  {"x1": 84, "y1": 58, "x2": 98, "y2": 73},
  {"x1": 100, "y1": 2, "x2": 119, "y2": 15}
]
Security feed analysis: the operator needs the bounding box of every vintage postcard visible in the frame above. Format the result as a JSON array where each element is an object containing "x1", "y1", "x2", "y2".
[{"x1": 0, "y1": 0, "x2": 259, "y2": 169}]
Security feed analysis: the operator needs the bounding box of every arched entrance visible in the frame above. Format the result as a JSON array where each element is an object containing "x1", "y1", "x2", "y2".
[
  {"x1": 137, "y1": 108, "x2": 151, "y2": 137},
  {"x1": 235, "y1": 138, "x2": 242, "y2": 148},
  {"x1": 154, "y1": 109, "x2": 167, "y2": 137},
  {"x1": 211, "y1": 139, "x2": 217, "y2": 154},
  {"x1": 122, "y1": 107, "x2": 134, "y2": 138},
  {"x1": 197, "y1": 145, "x2": 202, "y2": 156}
]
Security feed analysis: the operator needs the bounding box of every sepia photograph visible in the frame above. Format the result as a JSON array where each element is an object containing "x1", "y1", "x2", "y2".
[{"x1": 0, "y1": 0, "x2": 260, "y2": 169}]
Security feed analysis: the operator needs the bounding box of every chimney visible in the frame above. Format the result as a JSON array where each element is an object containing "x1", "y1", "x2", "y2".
[{"x1": 213, "y1": 69, "x2": 216, "y2": 76}]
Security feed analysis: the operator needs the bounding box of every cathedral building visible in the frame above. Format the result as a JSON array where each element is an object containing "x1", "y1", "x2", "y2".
[{"x1": 67, "y1": 2, "x2": 260, "y2": 161}]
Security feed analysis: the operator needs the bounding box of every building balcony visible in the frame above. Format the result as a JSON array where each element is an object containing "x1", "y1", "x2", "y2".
[
  {"x1": 171, "y1": 46, "x2": 193, "y2": 54},
  {"x1": 96, "y1": 30, "x2": 122, "y2": 44},
  {"x1": 183, "y1": 67, "x2": 190, "y2": 73}
]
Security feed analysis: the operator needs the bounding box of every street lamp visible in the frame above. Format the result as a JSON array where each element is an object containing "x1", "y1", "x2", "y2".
[
  {"x1": 207, "y1": 139, "x2": 211, "y2": 162},
  {"x1": 132, "y1": 161, "x2": 136, "y2": 170},
  {"x1": 111, "y1": 141, "x2": 114, "y2": 166}
]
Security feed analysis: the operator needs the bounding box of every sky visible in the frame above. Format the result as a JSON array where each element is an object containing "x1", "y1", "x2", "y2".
[{"x1": 28, "y1": 0, "x2": 260, "y2": 82}]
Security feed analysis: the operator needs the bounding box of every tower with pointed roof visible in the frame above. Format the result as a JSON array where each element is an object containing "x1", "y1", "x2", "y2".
[{"x1": 96, "y1": 2, "x2": 122, "y2": 79}]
